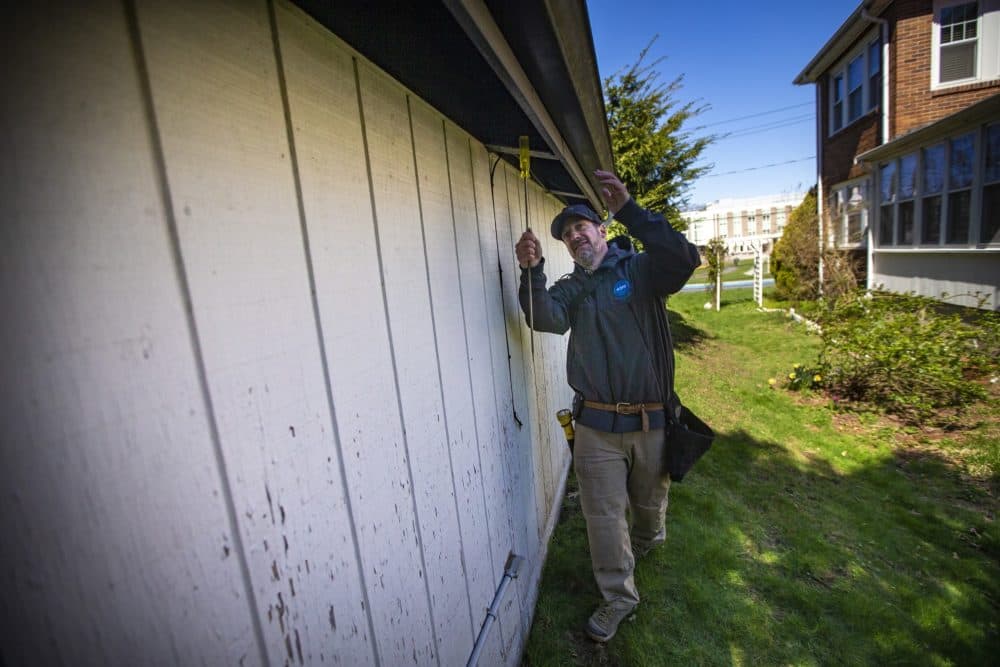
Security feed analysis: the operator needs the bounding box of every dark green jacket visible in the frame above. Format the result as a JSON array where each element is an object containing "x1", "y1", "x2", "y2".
[{"x1": 519, "y1": 199, "x2": 699, "y2": 432}]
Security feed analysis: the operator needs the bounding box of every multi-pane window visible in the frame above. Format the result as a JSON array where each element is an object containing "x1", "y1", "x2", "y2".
[
  {"x1": 876, "y1": 123, "x2": 1000, "y2": 249},
  {"x1": 896, "y1": 155, "x2": 917, "y2": 244},
  {"x1": 848, "y1": 55, "x2": 865, "y2": 120},
  {"x1": 940, "y1": 2, "x2": 979, "y2": 82},
  {"x1": 922, "y1": 144, "x2": 945, "y2": 244},
  {"x1": 832, "y1": 74, "x2": 844, "y2": 133},
  {"x1": 947, "y1": 133, "x2": 974, "y2": 244},
  {"x1": 829, "y1": 37, "x2": 881, "y2": 134},
  {"x1": 833, "y1": 182, "x2": 868, "y2": 245},
  {"x1": 983, "y1": 124, "x2": 1000, "y2": 243},
  {"x1": 879, "y1": 162, "x2": 897, "y2": 245},
  {"x1": 868, "y1": 41, "x2": 881, "y2": 108}
]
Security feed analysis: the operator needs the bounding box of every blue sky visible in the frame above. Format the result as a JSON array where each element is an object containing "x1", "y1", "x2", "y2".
[{"x1": 587, "y1": 0, "x2": 862, "y2": 207}]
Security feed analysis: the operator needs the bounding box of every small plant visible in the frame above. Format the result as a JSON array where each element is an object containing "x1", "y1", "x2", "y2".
[{"x1": 772, "y1": 362, "x2": 823, "y2": 391}]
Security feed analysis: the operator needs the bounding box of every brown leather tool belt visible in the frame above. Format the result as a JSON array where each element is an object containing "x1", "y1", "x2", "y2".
[{"x1": 581, "y1": 401, "x2": 664, "y2": 433}]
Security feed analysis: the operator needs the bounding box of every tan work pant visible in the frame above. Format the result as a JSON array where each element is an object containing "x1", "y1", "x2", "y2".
[{"x1": 573, "y1": 423, "x2": 671, "y2": 605}]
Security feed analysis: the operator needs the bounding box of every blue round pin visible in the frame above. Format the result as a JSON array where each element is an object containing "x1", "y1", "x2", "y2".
[{"x1": 612, "y1": 278, "x2": 632, "y2": 301}]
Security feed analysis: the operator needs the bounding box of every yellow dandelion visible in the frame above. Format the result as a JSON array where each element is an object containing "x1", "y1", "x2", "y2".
[
  {"x1": 789, "y1": 372, "x2": 797, "y2": 380},
  {"x1": 768, "y1": 378, "x2": 776, "y2": 386},
  {"x1": 793, "y1": 363, "x2": 802, "y2": 370},
  {"x1": 813, "y1": 374, "x2": 822, "y2": 382}
]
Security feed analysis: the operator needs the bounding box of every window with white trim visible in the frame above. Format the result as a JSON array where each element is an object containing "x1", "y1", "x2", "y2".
[
  {"x1": 878, "y1": 163, "x2": 897, "y2": 245},
  {"x1": 946, "y1": 133, "x2": 974, "y2": 244},
  {"x1": 868, "y1": 41, "x2": 881, "y2": 108},
  {"x1": 932, "y1": 0, "x2": 1000, "y2": 88},
  {"x1": 831, "y1": 181, "x2": 869, "y2": 246},
  {"x1": 879, "y1": 153, "x2": 925, "y2": 247},
  {"x1": 828, "y1": 35, "x2": 880, "y2": 135},
  {"x1": 940, "y1": 2, "x2": 979, "y2": 82},
  {"x1": 983, "y1": 123, "x2": 1000, "y2": 242},
  {"x1": 898, "y1": 154, "x2": 918, "y2": 244},
  {"x1": 921, "y1": 144, "x2": 945, "y2": 243},
  {"x1": 876, "y1": 122, "x2": 1000, "y2": 249}
]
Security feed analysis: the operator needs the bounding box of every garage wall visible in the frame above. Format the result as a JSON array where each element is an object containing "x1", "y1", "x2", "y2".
[{"x1": 0, "y1": 1, "x2": 575, "y2": 666}]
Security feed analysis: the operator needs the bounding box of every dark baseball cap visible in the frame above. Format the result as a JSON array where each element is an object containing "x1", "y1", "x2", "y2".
[{"x1": 550, "y1": 204, "x2": 604, "y2": 240}]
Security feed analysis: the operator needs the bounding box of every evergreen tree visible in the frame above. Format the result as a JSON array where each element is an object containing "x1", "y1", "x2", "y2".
[
  {"x1": 771, "y1": 188, "x2": 819, "y2": 300},
  {"x1": 604, "y1": 38, "x2": 713, "y2": 237},
  {"x1": 772, "y1": 188, "x2": 858, "y2": 302}
]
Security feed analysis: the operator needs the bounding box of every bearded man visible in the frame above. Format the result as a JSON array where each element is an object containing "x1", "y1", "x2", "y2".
[{"x1": 514, "y1": 169, "x2": 700, "y2": 642}]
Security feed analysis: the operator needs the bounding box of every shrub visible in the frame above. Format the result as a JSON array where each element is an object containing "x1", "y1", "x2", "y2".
[
  {"x1": 772, "y1": 189, "x2": 817, "y2": 301},
  {"x1": 771, "y1": 188, "x2": 858, "y2": 303},
  {"x1": 817, "y1": 290, "x2": 1000, "y2": 426},
  {"x1": 772, "y1": 362, "x2": 823, "y2": 392}
]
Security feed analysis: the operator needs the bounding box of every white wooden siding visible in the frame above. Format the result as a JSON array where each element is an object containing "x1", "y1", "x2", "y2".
[
  {"x1": 0, "y1": 2, "x2": 260, "y2": 665},
  {"x1": 0, "y1": 1, "x2": 574, "y2": 665},
  {"x1": 873, "y1": 252, "x2": 1000, "y2": 310}
]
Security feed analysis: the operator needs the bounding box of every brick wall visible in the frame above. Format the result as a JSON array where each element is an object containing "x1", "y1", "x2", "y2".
[
  {"x1": 821, "y1": 113, "x2": 879, "y2": 187},
  {"x1": 890, "y1": 0, "x2": 1000, "y2": 136},
  {"x1": 817, "y1": 24, "x2": 881, "y2": 192},
  {"x1": 817, "y1": 0, "x2": 1000, "y2": 207}
]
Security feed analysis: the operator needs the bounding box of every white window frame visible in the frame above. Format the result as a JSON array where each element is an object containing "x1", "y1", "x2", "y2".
[
  {"x1": 831, "y1": 178, "x2": 871, "y2": 247},
  {"x1": 873, "y1": 123, "x2": 999, "y2": 250},
  {"x1": 931, "y1": 0, "x2": 1000, "y2": 90},
  {"x1": 828, "y1": 31, "x2": 881, "y2": 136},
  {"x1": 982, "y1": 123, "x2": 1000, "y2": 243}
]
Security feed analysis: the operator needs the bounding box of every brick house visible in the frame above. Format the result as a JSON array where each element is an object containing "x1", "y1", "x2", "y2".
[{"x1": 795, "y1": 0, "x2": 1000, "y2": 310}]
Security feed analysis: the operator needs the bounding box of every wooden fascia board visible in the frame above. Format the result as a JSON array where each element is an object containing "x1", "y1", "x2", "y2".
[
  {"x1": 442, "y1": 0, "x2": 603, "y2": 209},
  {"x1": 541, "y1": 0, "x2": 613, "y2": 167}
]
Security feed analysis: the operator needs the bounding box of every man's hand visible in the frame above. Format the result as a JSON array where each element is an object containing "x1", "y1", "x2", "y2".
[
  {"x1": 595, "y1": 169, "x2": 630, "y2": 215},
  {"x1": 516, "y1": 229, "x2": 542, "y2": 269}
]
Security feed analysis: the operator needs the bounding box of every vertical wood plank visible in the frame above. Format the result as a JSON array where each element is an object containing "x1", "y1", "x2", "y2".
[
  {"x1": 506, "y1": 168, "x2": 553, "y2": 541},
  {"x1": 405, "y1": 93, "x2": 496, "y2": 659},
  {"x1": 276, "y1": 2, "x2": 427, "y2": 663},
  {"x1": 470, "y1": 143, "x2": 537, "y2": 635},
  {"x1": 0, "y1": 2, "x2": 258, "y2": 664},
  {"x1": 444, "y1": 127, "x2": 525, "y2": 654},
  {"x1": 135, "y1": 1, "x2": 379, "y2": 664},
  {"x1": 354, "y1": 59, "x2": 469, "y2": 665}
]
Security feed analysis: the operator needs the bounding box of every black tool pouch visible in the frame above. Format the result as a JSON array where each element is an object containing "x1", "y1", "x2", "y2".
[{"x1": 664, "y1": 402, "x2": 714, "y2": 482}]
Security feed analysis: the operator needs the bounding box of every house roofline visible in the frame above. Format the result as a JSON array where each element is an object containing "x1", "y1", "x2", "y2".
[
  {"x1": 793, "y1": 0, "x2": 891, "y2": 85},
  {"x1": 856, "y1": 92, "x2": 1000, "y2": 162}
]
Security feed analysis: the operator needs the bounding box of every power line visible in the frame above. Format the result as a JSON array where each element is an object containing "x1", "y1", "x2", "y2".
[
  {"x1": 695, "y1": 101, "x2": 813, "y2": 129},
  {"x1": 721, "y1": 115, "x2": 814, "y2": 140},
  {"x1": 701, "y1": 156, "x2": 815, "y2": 178}
]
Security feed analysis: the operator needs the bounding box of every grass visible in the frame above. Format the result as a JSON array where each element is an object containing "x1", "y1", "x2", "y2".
[
  {"x1": 688, "y1": 258, "x2": 758, "y2": 284},
  {"x1": 522, "y1": 288, "x2": 999, "y2": 666}
]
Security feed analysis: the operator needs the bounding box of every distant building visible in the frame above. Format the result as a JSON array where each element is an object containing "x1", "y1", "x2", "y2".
[{"x1": 680, "y1": 192, "x2": 806, "y2": 257}]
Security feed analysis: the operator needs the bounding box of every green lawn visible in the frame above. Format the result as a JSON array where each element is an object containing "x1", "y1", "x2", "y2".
[
  {"x1": 522, "y1": 288, "x2": 999, "y2": 666},
  {"x1": 688, "y1": 259, "x2": 759, "y2": 284}
]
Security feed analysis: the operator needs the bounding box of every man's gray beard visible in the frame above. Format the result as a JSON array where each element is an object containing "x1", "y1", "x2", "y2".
[{"x1": 575, "y1": 245, "x2": 597, "y2": 270}]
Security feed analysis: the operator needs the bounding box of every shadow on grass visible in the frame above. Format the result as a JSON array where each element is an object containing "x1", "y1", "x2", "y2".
[
  {"x1": 666, "y1": 306, "x2": 709, "y2": 351},
  {"x1": 523, "y1": 426, "x2": 999, "y2": 666}
]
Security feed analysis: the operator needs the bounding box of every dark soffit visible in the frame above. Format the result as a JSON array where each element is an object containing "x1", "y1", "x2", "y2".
[{"x1": 290, "y1": 0, "x2": 612, "y2": 205}]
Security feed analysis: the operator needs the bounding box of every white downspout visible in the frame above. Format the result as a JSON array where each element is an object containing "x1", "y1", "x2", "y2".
[
  {"x1": 862, "y1": 5, "x2": 890, "y2": 292},
  {"x1": 815, "y1": 82, "x2": 824, "y2": 295}
]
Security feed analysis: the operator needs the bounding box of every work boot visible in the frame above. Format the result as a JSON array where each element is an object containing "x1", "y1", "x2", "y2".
[
  {"x1": 585, "y1": 599, "x2": 637, "y2": 642},
  {"x1": 631, "y1": 537, "x2": 664, "y2": 560}
]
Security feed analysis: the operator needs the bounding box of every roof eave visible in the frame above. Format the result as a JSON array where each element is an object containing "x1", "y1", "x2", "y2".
[
  {"x1": 445, "y1": 0, "x2": 610, "y2": 209},
  {"x1": 794, "y1": 1, "x2": 891, "y2": 85},
  {"x1": 856, "y1": 92, "x2": 1000, "y2": 162}
]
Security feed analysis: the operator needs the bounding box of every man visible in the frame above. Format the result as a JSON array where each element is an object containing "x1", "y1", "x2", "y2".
[{"x1": 515, "y1": 169, "x2": 700, "y2": 642}]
